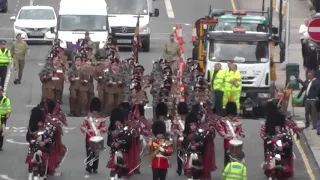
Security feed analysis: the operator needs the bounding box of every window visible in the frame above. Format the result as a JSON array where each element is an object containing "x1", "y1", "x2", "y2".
[
  {"x1": 107, "y1": 0, "x2": 148, "y2": 15},
  {"x1": 215, "y1": 22, "x2": 260, "y2": 32},
  {"x1": 209, "y1": 40, "x2": 269, "y2": 63},
  {"x1": 59, "y1": 15, "x2": 108, "y2": 31},
  {"x1": 18, "y1": 9, "x2": 55, "y2": 20}
]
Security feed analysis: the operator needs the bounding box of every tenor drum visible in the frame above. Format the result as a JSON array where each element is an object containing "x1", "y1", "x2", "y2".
[
  {"x1": 229, "y1": 139, "x2": 243, "y2": 154},
  {"x1": 89, "y1": 136, "x2": 105, "y2": 153}
]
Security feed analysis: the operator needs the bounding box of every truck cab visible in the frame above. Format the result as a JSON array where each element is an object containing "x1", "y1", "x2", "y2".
[
  {"x1": 53, "y1": 0, "x2": 109, "y2": 53},
  {"x1": 107, "y1": 0, "x2": 159, "y2": 52},
  {"x1": 206, "y1": 30, "x2": 273, "y2": 112}
]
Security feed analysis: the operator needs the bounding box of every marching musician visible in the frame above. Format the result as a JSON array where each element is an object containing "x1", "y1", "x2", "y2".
[
  {"x1": 78, "y1": 59, "x2": 95, "y2": 116},
  {"x1": 107, "y1": 108, "x2": 133, "y2": 179},
  {"x1": 182, "y1": 113, "x2": 205, "y2": 180},
  {"x1": 105, "y1": 60, "x2": 124, "y2": 114},
  {"x1": 217, "y1": 102, "x2": 245, "y2": 167},
  {"x1": 260, "y1": 101, "x2": 298, "y2": 178},
  {"x1": 51, "y1": 55, "x2": 67, "y2": 104},
  {"x1": 93, "y1": 56, "x2": 108, "y2": 116},
  {"x1": 25, "y1": 107, "x2": 53, "y2": 180},
  {"x1": 39, "y1": 55, "x2": 57, "y2": 101},
  {"x1": 171, "y1": 102, "x2": 189, "y2": 175},
  {"x1": 86, "y1": 47, "x2": 98, "y2": 66},
  {"x1": 148, "y1": 120, "x2": 174, "y2": 180},
  {"x1": 68, "y1": 56, "x2": 83, "y2": 116},
  {"x1": 80, "y1": 98, "x2": 107, "y2": 173}
]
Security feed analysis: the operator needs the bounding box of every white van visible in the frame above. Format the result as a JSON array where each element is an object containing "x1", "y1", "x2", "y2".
[
  {"x1": 51, "y1": 0, "x2": 109, "y2": 50},
  {"x1": 107, "y1": 0, "x2": 159, "y2": 52}
]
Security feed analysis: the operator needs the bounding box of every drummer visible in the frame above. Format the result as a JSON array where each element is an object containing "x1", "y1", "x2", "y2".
[
  {"x1": 80, "y1": 97, "x2": 107, "y2": 174},
  {"x1": 217, "y1": 101, "x2": 245, "y2": 167}
]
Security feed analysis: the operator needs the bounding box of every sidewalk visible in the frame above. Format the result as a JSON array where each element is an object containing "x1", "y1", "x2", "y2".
[{"x1": 238, "y1": 0, "x2": 320, "y2": 166}]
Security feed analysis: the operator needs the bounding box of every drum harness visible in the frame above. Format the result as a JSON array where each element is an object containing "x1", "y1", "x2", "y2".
[{"x1": 84, "y1": 116, "x2": 104, "y2": 166}]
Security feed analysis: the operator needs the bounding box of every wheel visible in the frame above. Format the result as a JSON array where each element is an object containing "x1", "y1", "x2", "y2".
[{"x1": 142, "y1": 37, "x2": 150, "y2": 52}]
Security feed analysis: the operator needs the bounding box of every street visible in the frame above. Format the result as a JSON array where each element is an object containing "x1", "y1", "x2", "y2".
[{"x1": 0, "y1": 0, "x2": 320, "y2": 179}]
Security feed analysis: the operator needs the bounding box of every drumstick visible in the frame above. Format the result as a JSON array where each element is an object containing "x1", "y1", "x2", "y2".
[{"x1": 226, "y1": 120, "x2": 237, "y2": 139}]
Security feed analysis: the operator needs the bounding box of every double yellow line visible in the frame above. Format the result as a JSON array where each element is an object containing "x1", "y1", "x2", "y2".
[{"x1": 229, "y1": 0, "x2": 316, "y2": 179}]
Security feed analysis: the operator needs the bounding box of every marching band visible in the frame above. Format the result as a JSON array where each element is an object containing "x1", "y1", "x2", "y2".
[{"x1": 21, "y1": 36, "x2": 302, "y2": 180}]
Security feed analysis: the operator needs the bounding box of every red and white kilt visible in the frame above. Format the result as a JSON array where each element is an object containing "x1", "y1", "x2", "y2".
[
  {"x1": 184, "y1": 154, "x2": 203, "y2": 171},
  {"x1": 263, "y1": 153, "x2": 293, "y2": 176},
  {"x1": 25, "y1": 151, "x2": 49, "y2": 167},
  {"x1": 107, "y1": 152, "x2": 130, "y2": 169}
]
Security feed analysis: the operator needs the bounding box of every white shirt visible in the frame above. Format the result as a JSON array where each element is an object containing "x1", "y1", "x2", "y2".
[
  {"x1": 299, "y1": 24, "x2": 309, "y2": 39},
  {"x1": 306, "y1": 78, "x2": 316, "y2": 96}
]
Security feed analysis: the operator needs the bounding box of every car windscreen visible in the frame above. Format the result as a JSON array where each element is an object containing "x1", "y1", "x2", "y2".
[
  {"x1": 59, "y1": 15, "x2": 108, "y2": 31},
  {"x1": 107, "y1": 0, "x2": 148, "y2": 15},
  {"x1": 209, "y1": 40, "x2": 269, "y2": 63},
  {"x1": 215, "y1": 22, "x2": 260, "y2": 31},
  {"x1": 18, "y1": 9, "x2": 55, "y2": 20}
]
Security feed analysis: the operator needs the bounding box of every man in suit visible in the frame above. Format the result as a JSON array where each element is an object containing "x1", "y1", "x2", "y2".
[{"x1": 297, "y1": 71, "x2": 320, "y2": 129}]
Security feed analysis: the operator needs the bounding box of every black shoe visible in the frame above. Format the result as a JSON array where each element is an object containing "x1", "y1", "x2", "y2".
[
  {"x1": 0, "y1": 148, "x2": 3, "y2": 151},
  {"x1": 92, "y1": 169, "x2": 97, "y2": 174},
  {"x1": 86, "y1": 167, "x2": 92, "y2": 174},
  {"x1": 13, "y1": 80, "x2": 18, "y2": 84},
  {"x1": 317, "y1": 132, "x2": 320, "y2": 135},
  {"x1": 176, "y1": 170, "x2": 182, "y2": 176}
]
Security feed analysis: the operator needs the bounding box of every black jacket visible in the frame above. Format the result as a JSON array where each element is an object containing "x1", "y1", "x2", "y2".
[{"x1": 297, "y1": 79, "x2": 320, "y2": 100}]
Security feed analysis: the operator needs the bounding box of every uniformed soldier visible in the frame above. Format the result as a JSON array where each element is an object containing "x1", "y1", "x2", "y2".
[
  {"x1": 0, "y1": 40, "x2": 12, "y2": 87},
  {"x1": 57, "y1": 47, "x2": 68, "y2": 104},
  {"x1": 0, "y1": 86, "x2": 11, "y2": 151},
  {"x1": 80, "y1": 32, "x2": 97, "y2": 55},
  {"x1": 11, "y1": 33, "x2": 29, "y2": 84},
  {"x1": 78, "y1": 59, "x2": 95, "y2": 116},
  {"x1": 68, "y1": 56, "x2": 83, "y2": 116},
  {"x1": 94, "y1": 56, "x2": 108, "y2": 116},
  {"x1": 52, "y1": 55, "x2": 67, "y2": 103},
  {"x1": 163, "y1": 34, "x2": 180, "y2": 74},
  {"x1": 86, "y1": 47, "x2": 98, "y2": 66},
  {"x1": 39, "y1": 56, "x2": 56, "y2": 101}
]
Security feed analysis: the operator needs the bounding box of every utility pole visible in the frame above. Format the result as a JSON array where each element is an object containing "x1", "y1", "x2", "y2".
[
  {"x1": 279, "y1": 0, "x2": 283, "y2": 41},
  {"x1": 284, "y1": 0, "x2": 290, "y2": 63}
]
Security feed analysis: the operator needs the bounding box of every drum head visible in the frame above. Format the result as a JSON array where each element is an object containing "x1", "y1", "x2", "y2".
[
  {"x1": 90, "y1": 136, "x2": 104, "y2": 142},
  {"x1": 230, "y1": 139, "x2": 243, "y2": 146}
]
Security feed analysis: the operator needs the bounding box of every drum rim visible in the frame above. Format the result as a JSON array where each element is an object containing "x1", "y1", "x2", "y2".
[{"x1": 90, "y1": 136, "x2": 104, "y2": 141}]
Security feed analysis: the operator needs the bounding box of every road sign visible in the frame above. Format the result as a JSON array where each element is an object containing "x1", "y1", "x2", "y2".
[{"x1": 308, "y1": 18, "x2": 320, "y2": 42}]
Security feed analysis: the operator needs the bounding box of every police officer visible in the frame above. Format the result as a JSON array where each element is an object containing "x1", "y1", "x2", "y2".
[
  {"x1": 0, "y1": 40, "x2": 12, "y2": 87},
  {"x1": 11, "y1": 33, "x2": 29, "y2": 84},
  {"x1": 163, "y1": 34, "x2": 180, "y2": 74},
  {"x1": 0, "y1": 86, "x2": 11, "y2": 151},
  {"x1": 222, "y1": 152, "x2": 247, "y2": 180}
]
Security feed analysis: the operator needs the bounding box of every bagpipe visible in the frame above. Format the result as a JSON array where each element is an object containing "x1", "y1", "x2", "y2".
[
  {"x1": 111, "y1": 125, "x2": 134, "y2": 168},
  {"x1": 185, "y1": 128, "x2": 206, "y2": 170},
  {"x1": 265, "y1": 127, "x2": 293, "y2": 170}
]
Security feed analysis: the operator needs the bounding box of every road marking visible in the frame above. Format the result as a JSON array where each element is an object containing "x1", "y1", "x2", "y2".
[
  {"x1": 12, "y1": 127, "x2": 25, "y2": 130},
  {"x1": 6, "y1": 139, "x2": 29, "y2": 145},
  {"x1": 0, "y1": 175, "x2": 15, "y2": 180},
  {"x1": 293, "y1": 134, "x2": 316, "y2": 180},
  {"x1": 37, "y1": 63, "x2": 45, "y2": 66},
  {"x1": 30, "y1": 0, "x2": 34, "y2": 6},
  {"x1": 25, "y1": 104, "x2": 37, "y2": 107},
  {"x1": 164, "y1": 0, "x2": 175, "y2": 18},
  {"x1": 231, "y1": 0, "x2": 237, "y2": 10},
  {"x1": 144, "y1": 105, "x2": 153, "y2": 109}
]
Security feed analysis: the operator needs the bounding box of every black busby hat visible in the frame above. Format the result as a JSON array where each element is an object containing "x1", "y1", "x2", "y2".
[
  {"x1": 185, "y1": 112, "x2": 199, "y2": 125},
  {"x1": 90, "y1": 97, "x2": 101, "y2": 113},
  {"x1": 152, "y1": 120, "x2": 166, "y2": 136},
  {"x1": 28, "y1": 106, "x2": 45, "y2": 132},
  {"x1": 177, "y1": 102, "x2": 189, "y2": 115},
  {"x1": 110, "y1": 107, "x2": 125, "y2": 124},
  {"x1": 226, "y1": 101, "x2": 237, "y2": 116},
  {"x1": 155, "y1": 102, "x2": 168, "y2": 118}
]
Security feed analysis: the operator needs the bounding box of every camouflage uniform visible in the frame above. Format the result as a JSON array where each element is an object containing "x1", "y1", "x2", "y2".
[
  {"x1": 68, "y1": 64, "x2": 82, "y2": 116},
  {"x1": 163, "y1": 41, "x2": 180, "y2": 74},
  {"x1": 11, "y1": 39, "x2": 29, "y2": 83}
]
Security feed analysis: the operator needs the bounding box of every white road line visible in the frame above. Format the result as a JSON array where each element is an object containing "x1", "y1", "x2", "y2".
[
  {"x1": 0, "y1": 175, "x2": 15, "y2": 180},
  {"x1": 164, "y1": 0, "x2": 175, "y2": 18}
]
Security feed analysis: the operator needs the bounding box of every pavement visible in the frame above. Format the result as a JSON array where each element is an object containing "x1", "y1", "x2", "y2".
[{"x1": 0, "y1": 0, "x2": 319, "y2": 180}]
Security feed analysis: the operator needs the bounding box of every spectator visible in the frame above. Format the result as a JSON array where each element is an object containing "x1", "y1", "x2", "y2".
[{"x1": 299, "y1": 18, "x2": 309, "y2": 69}]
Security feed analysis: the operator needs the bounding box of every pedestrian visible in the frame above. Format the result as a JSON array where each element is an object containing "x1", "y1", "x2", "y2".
[
  {"x1": 296, "y1": 71, "x2": 319, "y2": 129},
  {"x1": 163, "y1": 34, "x2": 180, "y2": 75},
  {"x1": 299, "y1": 18, "x2": 309, "y2": 70},
  {"x1": 0, "y1": 40, "x2": 12, "y2": 87},
  {"x1": 11, "y1": 33, "x2": 29, "y2": 84},
  {"x1": 222, "y1": 152, "x2": 247, "y2": 180},
  {"x1": 209, "y1": 63, "x2": 225, "y2": 115},
  {"x1": 0, "y1": 86, "x2": 12, "y2": 151}
]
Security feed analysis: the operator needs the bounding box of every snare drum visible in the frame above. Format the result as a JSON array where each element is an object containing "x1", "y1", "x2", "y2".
[
  {"x1": 89, "y1": 136, "x2": 105, "y2": 153},
  {"x1": 228, "y1": 139, "x2": 243, "y2": 154}
]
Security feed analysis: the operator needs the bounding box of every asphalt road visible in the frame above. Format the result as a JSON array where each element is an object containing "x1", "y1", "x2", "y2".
[{"x1": 0, "y1": 0, "x2": 319, "y2": 179}]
